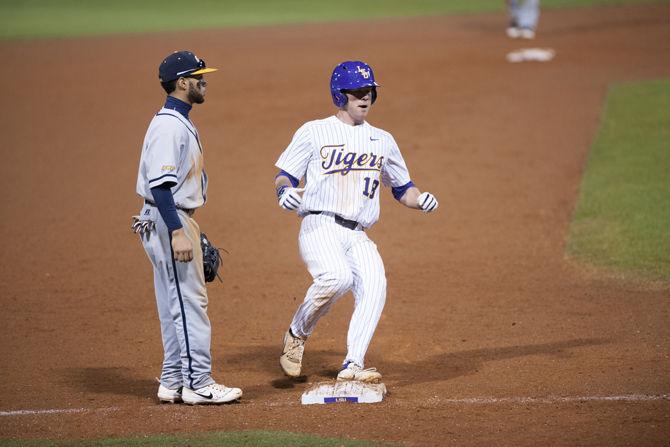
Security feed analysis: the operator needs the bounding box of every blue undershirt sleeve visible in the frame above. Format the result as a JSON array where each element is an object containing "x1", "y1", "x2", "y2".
[
  {"x1": 150, "y1": 185, "x2": 183, "y2": 233},
  {"x1": 392, "y1": 181, "x2": 415, "y2": 201},
  {"x1": 275, "y1": 170, "x2": 300, "y2": 187}
]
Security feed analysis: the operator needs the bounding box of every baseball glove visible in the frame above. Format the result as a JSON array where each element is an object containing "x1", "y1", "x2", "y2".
[{"x1": 200, "y1": 232, "x2": 224, "y2": 283}]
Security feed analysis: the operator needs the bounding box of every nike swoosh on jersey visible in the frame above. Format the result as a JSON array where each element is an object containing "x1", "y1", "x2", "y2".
[{"x1": 370, "y1": 137, "x2": 380, "y2": 141}]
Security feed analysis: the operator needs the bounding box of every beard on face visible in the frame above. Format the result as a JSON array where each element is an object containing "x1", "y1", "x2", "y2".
[{"x1": 188, "y1": 83, "x2": 205, "y2": 104}]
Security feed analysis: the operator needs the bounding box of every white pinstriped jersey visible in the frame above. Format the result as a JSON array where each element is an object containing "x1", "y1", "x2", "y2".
[
  {"x1": 136, "y1": 108, "x2": 208, "y2": 210},
  {"x1": 275, "y1": 116, "x2": 411, "y2": 229}
]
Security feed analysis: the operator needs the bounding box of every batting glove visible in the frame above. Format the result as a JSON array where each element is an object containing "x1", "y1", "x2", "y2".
[
  {"x1": 277, "y1": 186, "x2": 305, "y2": 211},
  {"x1": 417, "y1": 192, "x2": 438, "y2": 213}
]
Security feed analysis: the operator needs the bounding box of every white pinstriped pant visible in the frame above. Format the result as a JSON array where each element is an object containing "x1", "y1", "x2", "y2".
[{"x1": 289, "y1": 213, "x2": 387, "y2": 368}]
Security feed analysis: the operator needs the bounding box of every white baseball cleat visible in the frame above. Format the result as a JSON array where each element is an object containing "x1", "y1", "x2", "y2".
[
  {"x1": 280, "y1": 329, "x2": 306, "y2": 377},
  {"x1": 157, "y1": 384, "x2": 182, "y2": 403},
  {"x1": 337, "y1": 361, "x2": 382, "y2": 383},
  {"x1": 519, "y1": 27, "x2": 536, "y2": 39},
  {"x1": 182, "y1": 383, "x2": 242, "y2": 405},
  {"x1": 506, "y1": 26, "x2": 522, "y2": 38}
]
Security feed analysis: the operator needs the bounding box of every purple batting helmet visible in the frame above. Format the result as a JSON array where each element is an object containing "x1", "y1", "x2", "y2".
[{"x1": 330, "y1": 60, "x2": 380, "y2": 108}]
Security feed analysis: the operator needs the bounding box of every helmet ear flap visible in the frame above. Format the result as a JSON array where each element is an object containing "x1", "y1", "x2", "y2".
[{"x1": 332, "y1": 90, "x2": 348, "y2": 108}]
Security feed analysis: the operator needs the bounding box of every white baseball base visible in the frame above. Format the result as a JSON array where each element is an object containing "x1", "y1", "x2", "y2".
[
  {"x1": 506, "y1": 48, "x2": 556, "y2": 63},
  {"x1": 301, "y1": 381, "x2": 387, "y2": 405}
]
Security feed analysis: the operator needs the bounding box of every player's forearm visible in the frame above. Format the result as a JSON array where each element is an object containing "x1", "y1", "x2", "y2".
[
  {"x1": 150, "y1": 184, "x2": 183, "y2": 233},
  {"x1": 398, "y1": 186, "x2": 421, "y2": 209},
  {"x1": 275, "y1": 170, "x2": 300, "y2": 198},
  {"x1": 275, "y1": 176, "x2": 293, "y2": 198},
  {"x1": 275, "y1": 176, "x2": 292, "y2": 189}
]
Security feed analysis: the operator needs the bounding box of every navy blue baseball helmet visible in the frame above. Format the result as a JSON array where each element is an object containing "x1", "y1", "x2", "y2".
[
  {"x1": 330, "y1": 60, "x2": 380, "y2": 108},
  {"x1": 159, "y1": 50, "x2": 218, "y2": 83}
]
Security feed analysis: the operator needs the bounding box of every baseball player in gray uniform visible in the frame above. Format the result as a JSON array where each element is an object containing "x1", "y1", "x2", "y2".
[
  {"x1": 134, "y1": 50, "x2": 241, "y2": 404},
  {"x1": 274, "y1": 61, "x2": 439, "y2": 382}
]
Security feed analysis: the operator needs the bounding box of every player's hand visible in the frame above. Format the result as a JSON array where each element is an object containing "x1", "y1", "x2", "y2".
[
  {"x1": 278, "y1": 186, "x2": 305, "y2": 211},
  {"x1": 417, "y1": 192, "x2": 438, "y2": 213},
  {"x1": 171, "y1": 228, "x2": 194, "y2": 262}
]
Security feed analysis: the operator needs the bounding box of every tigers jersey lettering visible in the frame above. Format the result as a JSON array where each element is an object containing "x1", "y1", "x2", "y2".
[{"x1": 275, "y1": 116, "x2": 410, "y2": 228}]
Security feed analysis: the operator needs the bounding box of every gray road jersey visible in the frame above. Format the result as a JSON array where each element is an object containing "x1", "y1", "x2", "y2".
[{"x1": 136, "y1": 108, "x2": 208, "y2": 209}]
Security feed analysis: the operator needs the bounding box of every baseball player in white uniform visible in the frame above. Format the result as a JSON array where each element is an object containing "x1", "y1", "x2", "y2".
[
  {"x1": 506, "y1": 0, "x2": 540, "y2": 39},
  {"x1": 275, "y1": 61, "x2": 439, "y2": 382},
  {"x1": 134, "y1": 50, "x2": 241, "y2": 404}
]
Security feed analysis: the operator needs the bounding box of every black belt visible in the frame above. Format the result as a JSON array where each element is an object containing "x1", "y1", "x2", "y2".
[
  {"x1": 144, "y1": 199, "x2": 195, "y2": 216},
  {"x1": 309, "y1": 211, "x2": 362, "y2": 231}
]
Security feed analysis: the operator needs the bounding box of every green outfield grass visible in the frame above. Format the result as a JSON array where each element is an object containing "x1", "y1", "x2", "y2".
[
  {"x1": 1, "y1": 431, "x2": 399, "y2": 447},
  {"x1": 0, "y1": 0, "x2": 667, "y2": 40},
  {"x1": 567, "y1": 79, "x2": 670, "y2": 281}
]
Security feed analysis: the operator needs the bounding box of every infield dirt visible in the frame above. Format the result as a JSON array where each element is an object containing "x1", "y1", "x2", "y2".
[{"x1": 1, "y1": 4, "x2": 669, "y2": 446}]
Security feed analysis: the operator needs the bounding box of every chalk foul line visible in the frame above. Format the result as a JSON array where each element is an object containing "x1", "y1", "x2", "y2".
[
  {"x1": 0, "y1": 406, "x2": 120, "y2": 417},
  {"x1": 1, "y1": 394, "x2": 668, "y2": 416},
  {"x1": 435, "y1": 394, "x2": 670, "y2": 405}
]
